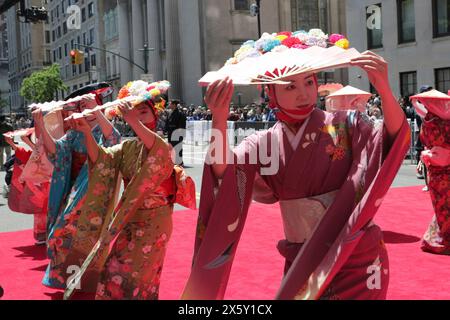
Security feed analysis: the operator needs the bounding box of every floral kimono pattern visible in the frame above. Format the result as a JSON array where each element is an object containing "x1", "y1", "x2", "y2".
[
  {"x1": 420, "y1": 112, "x2": 450, "y2": 255},
  {"x1": 43, "y1": 125, "x2": 121, "y2": 289},
  {"x1": 64, "y1": 136, "x2": 196, "y2": 300}
]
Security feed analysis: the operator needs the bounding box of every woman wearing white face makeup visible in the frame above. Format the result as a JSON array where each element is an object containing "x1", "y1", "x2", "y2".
[{"x1": 183, "y1": 30, "x2": 411, "y2": 300}]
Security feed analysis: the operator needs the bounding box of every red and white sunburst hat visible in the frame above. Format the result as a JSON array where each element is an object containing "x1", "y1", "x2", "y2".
[
  {"x1": 325, "y1": 85, "x2": 372, "y2": 112},
  {"x1": 410, "y1": 89, "x2": 450, "y2": 120},
  {"x1": 199, "y1": 29, "x2": 362, "y2": 86}
]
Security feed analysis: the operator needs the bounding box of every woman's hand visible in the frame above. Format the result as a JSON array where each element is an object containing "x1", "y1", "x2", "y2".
[
  {"x1": 32, "y1": 108, "x2": 57, "y2": 154},
  {"x1": 117, "y1": 101, "x2": 140, "y2": 126},
  {"x1": 350, "y1": 51, "x2": 390, "y2": 93},
  {"x1": 32, "y1": 108, "x2": 45, "y2": 127},
  {"x1": 205, "y1": 77, "x2": 234, "y2": 122},
  {"x1": 79, "y1": 94, "x2": 98, "y2": 110},
  {"x1": 66, "y1": 113, "x2": 92, "y2": 135},
  {"x1": 422, "y1": 146, "x2": 450, "y2": 167},
  {"x1": 351, "y1": 50, "x2": 405, "y2": 142}
]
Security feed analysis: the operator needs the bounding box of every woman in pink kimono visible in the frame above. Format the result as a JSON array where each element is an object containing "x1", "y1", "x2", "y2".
[{"x1": 183, "y1": 46, "x2": 410, "y2": 299}]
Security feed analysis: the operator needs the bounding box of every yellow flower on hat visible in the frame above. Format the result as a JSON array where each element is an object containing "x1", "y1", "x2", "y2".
[
  {"x1": 149, "y1": 88, "x2": 161, "y2": 97},
  {"x1": 335, "y1": 38, "x2": 350, "y2": 49},
  {"x1": 275, "y1": 35, "x2": 288, "y2": 42}
]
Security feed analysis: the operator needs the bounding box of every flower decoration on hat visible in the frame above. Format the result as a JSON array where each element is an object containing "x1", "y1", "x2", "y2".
[
  {"x1": 107, "y1": 80, "x2": 170, "y2": 119},
  {"x1": 226, "y1": 28, "x2": 350, "y2": 66}
]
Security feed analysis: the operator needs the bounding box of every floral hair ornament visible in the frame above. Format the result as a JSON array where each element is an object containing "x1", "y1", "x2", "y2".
[
  {"x1": 106, "y1": 80, "x2": 171, "y2": 119},
  {"x1": 63, "y1": 80, "x2": 170, "y2": 123},
  {"x1": 199, "y1": 29, "x2": 361, "y2": 86}
]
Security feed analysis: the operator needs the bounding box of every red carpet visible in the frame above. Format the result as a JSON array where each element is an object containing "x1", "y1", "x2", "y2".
[{"x1": 0, "y1": 185, "x2": 448, "y2": 300}]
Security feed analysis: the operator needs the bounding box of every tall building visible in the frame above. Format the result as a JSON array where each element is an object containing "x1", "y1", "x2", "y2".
[
  {"x1": 103, "y1": 0, "x2": 120, "y2": 92},
  {"x1": 0, "y1": 12, "x2": 10, "y2": 115},
  {"x1": 346, "y1": 0, "x2": 450, "y2": 97},
  {"x1": 6, "y1": 0, "x2": 349, "y2": 109},
  {"x1": 44, "y1": 0, "x2": 106, "y2": 98},
  {"x1": 114, "y1": 0, "x2": 292, "y2": 106},
  {"x1": 6, "y1": 0, "x2": 47, "y2": 114}
]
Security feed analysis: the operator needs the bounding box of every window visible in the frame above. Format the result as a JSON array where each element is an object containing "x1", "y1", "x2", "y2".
[
  {"x1": 400, "y1": 71, "x2": 417, "y2": 97},
  {"x1": 89, "y1": 28, "x2": 95, "y2": 44},
  {"x1": 82, "y1": 8, "x2": 86, "y2": 22},
  {"x1": 234, "y1": 0, "x2": 249, "y2": 11},
  {"x1": 64, "y1": 43, "x2": 68, "y2": 56},
  {"x1": 45, "y1": 30, "x2": 50, "y2": 43},
  {"x1": 91, "y1": 54, "x2": 96, "y2": 67},
  {"x1": 432, "y1": 0, "x2": 450, "y2": 37},
  {"x1": 63, "y1": 21, "x2": 67, "y2": 35},
  {"x1": 88, "y1": 2, "x2": 94, "y2": 17},
  {"x1": 367, "y1": 4, "x2": 383, "y2": 49},
  {"x1": 104, "y1": 12, "x2": 111, "y2": 40},
  {"x1": 435, "y1": 67, "x2": 450, "y2": 93},
  {"x1": 107, "y1": 56, "x2": 111, "y2": 78},
  {"x1": 85, "y1": 55, "x2": 90, "y2": 72},
  {"x1": 397, "y1": 0, "x2": 415, "y2": 43}
]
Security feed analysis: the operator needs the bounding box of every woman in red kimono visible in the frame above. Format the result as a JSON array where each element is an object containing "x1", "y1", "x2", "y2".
[
  {"x1": 183, "y1": 36, "x2": 410, "y2": 299},
  {"x1": 411, "y1": 90, "x2": 450, "y2": 255},
  {"x1": 4, "y1": 130, "x2": 49, "y2": 244}
]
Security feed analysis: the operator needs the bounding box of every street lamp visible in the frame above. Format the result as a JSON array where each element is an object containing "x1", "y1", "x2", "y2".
[
  {"x1": 250, "y1": 1, "x2": 264, "y2": 102},
  {"x1": 137, "y1": 43, "x2": 155, "y2": 75}
]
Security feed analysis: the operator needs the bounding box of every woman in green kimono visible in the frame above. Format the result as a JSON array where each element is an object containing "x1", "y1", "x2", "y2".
[{"x1": 65, "y1": 80, "x2": 196, "y2": 300}]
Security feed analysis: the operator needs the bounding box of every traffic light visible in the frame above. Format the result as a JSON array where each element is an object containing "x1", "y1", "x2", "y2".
[
  {"x1": 250, "y1": 3, "x2": 260, "y2": 17},
  {"x1": 70, "y1": 49, "x2": 84, "y2": 65}
]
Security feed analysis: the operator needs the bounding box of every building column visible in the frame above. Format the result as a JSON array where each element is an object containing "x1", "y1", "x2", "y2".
[
  {"x1": 132, "y1": 0, "x2": 145, "y2": 79},
  {"x1": 146, "y1": 0, "x2": 163, "y2": 82},
  {"x1": 118, "y1": 0, "x2": 132, "y2": 84},
  {"x1": 164, "y1": 0, "x2": 182, "y2": 100}
]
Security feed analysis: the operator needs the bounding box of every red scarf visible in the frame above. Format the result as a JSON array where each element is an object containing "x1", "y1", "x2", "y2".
[{"x1": 266, "y1": 84, "x2": 315, "y2": 125}]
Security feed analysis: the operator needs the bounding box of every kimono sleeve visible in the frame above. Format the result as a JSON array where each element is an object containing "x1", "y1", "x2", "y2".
[
  {"x1": 47, "y1": 130, "x2": 78, "y2": 166},
  {"x1": 99, "y1": 127, "x2": 121, "y2": 147},
  {"x1": 87, "y1": 141, "x2": 125, "y2": 202},
  {"x1": 105, "y1": 136, "x2": 174, "y2": 239}
]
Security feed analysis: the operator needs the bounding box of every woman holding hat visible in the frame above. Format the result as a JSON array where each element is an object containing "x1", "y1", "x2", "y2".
[
  {"x1": 184, "y1": 30, "x2": 410, "y2": 300},
  {"x1": 65, "y1": 80, "x2": 196, "y2": 300},
  {"x1": 33, "y1": 87, "x2": 121, "y2": 290}
]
